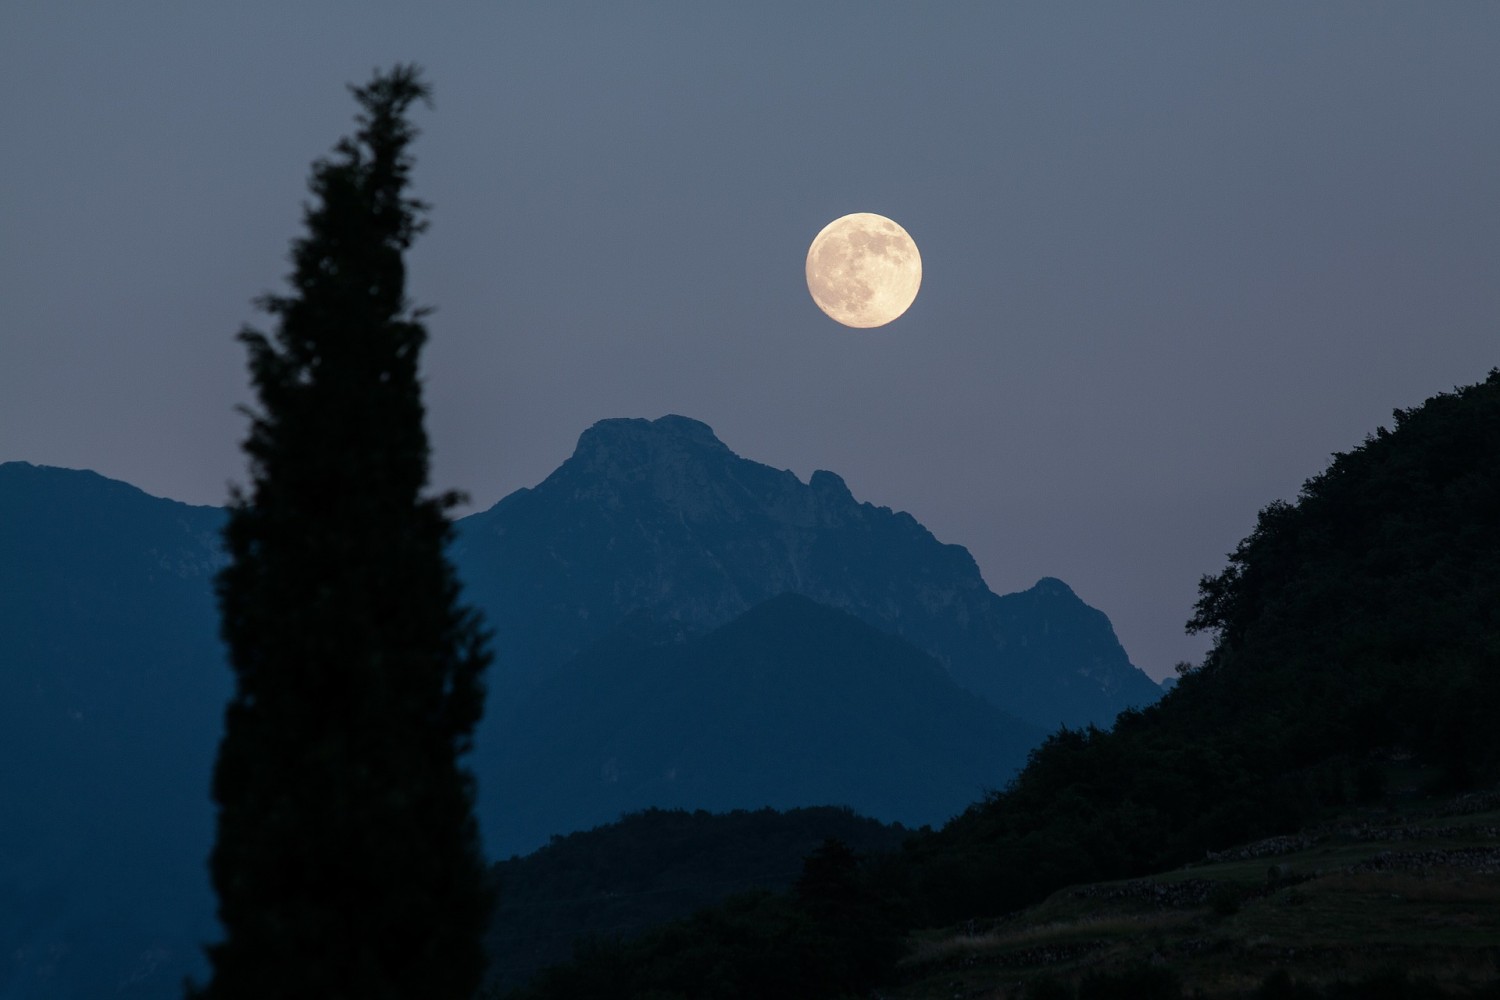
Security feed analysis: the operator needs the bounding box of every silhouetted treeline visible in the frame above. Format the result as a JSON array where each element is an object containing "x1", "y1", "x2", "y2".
[
  {"x1": 502, "y1": 836, "x2": 903, "y2": 1000},
  {"x1": 481, "y1": 806, "x2": 907, "y2": 994}
]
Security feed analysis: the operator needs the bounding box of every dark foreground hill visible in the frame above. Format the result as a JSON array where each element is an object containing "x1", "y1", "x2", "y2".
[
  {"x1": 486, "y1": 593, "x2": 1042, "y2": 853},
  {"x1": 452, "y1": 415, "x2": 1160, "y2": 730}
]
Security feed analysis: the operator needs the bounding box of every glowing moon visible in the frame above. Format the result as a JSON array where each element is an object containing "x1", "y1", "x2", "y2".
[{"x1": 805, "y1": 212, "x2": 922, "y2": 328}]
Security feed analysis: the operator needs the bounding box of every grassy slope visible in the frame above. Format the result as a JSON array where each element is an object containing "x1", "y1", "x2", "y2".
[{"x1": 892, "y1": 785, "x2": 1500, "y2": 998}]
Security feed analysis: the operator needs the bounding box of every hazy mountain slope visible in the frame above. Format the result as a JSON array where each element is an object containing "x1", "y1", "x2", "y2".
[
  {"x1": 485, "y1": 593, "x2": 1043, "y2": 857},
  {"x1": 0, "y1": 462, "x2": 227, "y2": 999},
  {"x1": 452, "y1": 415, "x2": 1160, "y2": 729}
]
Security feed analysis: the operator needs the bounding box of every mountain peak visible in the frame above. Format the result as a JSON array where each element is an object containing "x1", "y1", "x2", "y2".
[
  {"x1": 649, "y1": 413, "x2": 720, "y2": 440},
  {"x1": 1030, "y1": 577, "x2": 1078, "y2": 600},
  {"x1": 809, "y1": 469, "x2": 853, "y2": 502},
  {"x1": 574, "y1": 415, "x2": 729, "y2": 458},
  {"x1": 557, "y1": 417, "x2": 743, "y2": 497}
]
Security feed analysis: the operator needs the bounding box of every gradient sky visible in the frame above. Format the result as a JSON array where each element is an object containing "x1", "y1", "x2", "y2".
[{"x1": 3, "y1": 4, "x2": 1497, "y2": 680}]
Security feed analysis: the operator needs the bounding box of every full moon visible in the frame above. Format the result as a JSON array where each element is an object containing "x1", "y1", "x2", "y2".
[{"x1": 805, "y1": 212, "x2": 922, "y2": 328}]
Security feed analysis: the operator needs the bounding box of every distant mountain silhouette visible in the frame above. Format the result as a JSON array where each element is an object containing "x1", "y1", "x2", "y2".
[
  {"x1": 486, "y1": 593, "x2": 1043, "y2": 854},
  {"x1": 0, "y1": 462, "x2": 226, "y2": 999},
  {"x1": 453, "y1": 415, "x2": 1160, "y2": 729}
]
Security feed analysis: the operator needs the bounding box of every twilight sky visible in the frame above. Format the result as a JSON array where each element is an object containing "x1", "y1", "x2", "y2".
[{"x1": 3, "y1": 4, "x2": 1497, "y2": 680}]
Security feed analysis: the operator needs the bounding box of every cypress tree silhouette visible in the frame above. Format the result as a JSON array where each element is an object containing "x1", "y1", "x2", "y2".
[{"x1": 192, "y1": 66, "x2": 492, "y2": 999}]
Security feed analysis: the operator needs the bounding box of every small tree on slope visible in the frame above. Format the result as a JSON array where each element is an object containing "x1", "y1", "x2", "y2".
[{"x1": 191, "y1": 66, "x2": 492, "y2": 1000}]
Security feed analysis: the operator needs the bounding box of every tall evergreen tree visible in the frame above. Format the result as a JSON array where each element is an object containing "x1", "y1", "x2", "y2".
[{"x1": 192, "y1": 66, "x2": 492, "y2": 999}]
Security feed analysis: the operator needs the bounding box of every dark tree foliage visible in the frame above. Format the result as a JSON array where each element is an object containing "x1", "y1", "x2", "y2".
[
  {"x1": 1184, "y1": 369, "x2": 1500, "y2": 781},
  {"x1": 483, "y1": 806, "x2": 908, "y2": 995},
  {"x1": 191, "y1": 66, "x2": 492, "y2": 1000},
  {"x1": 508, "y1": 841, "x2": 903, "y2": 1000}
]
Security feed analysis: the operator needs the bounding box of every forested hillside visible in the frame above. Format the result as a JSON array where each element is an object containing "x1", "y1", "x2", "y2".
[{"x1": 482, "y1": 807, "x2": 908, "y2": 994}]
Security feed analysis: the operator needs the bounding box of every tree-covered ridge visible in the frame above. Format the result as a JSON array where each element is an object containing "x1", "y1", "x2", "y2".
[
  {"x1": 1184, "y1": 368, "x2": 1500, "y2": 781},
  {"x1": 503, "y1": 834, "x2": 905, "y2": 1000},
  {"x1": 483, "y1": 807, "x2": 909, "y2": 994}
]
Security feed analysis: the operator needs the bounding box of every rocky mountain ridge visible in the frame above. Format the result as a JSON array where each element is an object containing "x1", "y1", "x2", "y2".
[{"x1": 453, "y1": 415, "x2": 1161, "y2": 728}]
